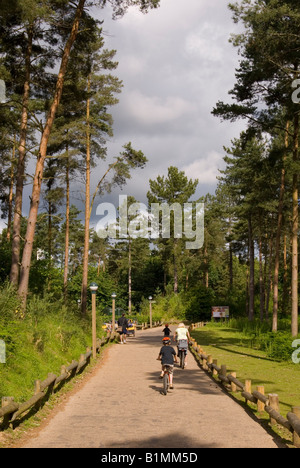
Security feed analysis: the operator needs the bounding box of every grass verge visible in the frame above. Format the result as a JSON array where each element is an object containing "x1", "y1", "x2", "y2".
[{"x1": 191, "y1": 322, "x2": 300, "y2": 447}]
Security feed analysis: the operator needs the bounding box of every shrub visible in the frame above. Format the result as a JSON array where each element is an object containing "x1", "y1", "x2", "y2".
[
  {"x1": 185, "y1": 286, "x2": 215, "y2": 322},
  {"x1": 258, "y1": 332, "x2": 297, "y2": 362},
  {"x1": 0, "y1": 284, "x2": 105, "y2": 402}
]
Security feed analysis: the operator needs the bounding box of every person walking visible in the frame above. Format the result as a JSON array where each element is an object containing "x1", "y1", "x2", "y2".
[{"x1": 118, "y1": 313, "x2": 129, "y2": 344}]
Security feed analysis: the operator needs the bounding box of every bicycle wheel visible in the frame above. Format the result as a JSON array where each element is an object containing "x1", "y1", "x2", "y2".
[{"x1": 163, "y1": 373, "x2": 169, "y2": 395}]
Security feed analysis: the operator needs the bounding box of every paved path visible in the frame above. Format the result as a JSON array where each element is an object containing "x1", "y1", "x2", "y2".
[{"x1": 20, "y1": 326, "x2": 280, "y2": 448}]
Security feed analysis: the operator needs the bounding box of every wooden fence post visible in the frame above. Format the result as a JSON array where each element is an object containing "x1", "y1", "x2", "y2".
[
  {"x1": 268, "y1": 394, "x2": 279, "y2": 426},
  {"x1": 207, "y1": 355, "x2": 213, "y2": 373},
  {"x1": 230, "y1": 372, "x2": 237, "y2": 392},
  {"x1": 1, "y1": 397, "x2": 14, "y2": 427},
  {"x1": 244, "y1": 380, "x2": 252, "y2": 405},
  {"x1": 34, "y1": 380, "x2": 41, "y2": 395},
  {"x1": 292, "y1": 407, "x2": 300, "y2": 448},
  {"x1": 256, "y1": 386, "x2": 265, "y2": 413}
]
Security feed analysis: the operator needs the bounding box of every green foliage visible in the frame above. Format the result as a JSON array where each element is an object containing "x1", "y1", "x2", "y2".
[
  {"x1": 224, "y1": 318, "x2": 300, "y2": 362},
  {"x1": 184, "y1": 285, "x2": 215, "y2": 322},
  {"x1": 67, "y1": 266, "x2": 118, "y2": 311},
  {"x1": 138, "y1": 291, "x2": 186, "y2": 324},
  {"x1": 257, "y1": 332, "x2": 297, "y2": 361},
  {"x1": 0, "y1": 284, "x2": 105, "y2": 402}
]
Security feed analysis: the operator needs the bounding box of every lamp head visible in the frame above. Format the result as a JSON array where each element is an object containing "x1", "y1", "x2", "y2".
[{"x1": 90, "y1": 282, "x2": 98, "y2": 293}]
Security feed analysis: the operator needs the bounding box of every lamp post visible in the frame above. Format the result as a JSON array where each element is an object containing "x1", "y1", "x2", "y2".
[
  {"x1": 149, "y1": 296, "x2": 153, "y2": 328},
  {"x1": 111, "y1": 292, "x2": 117, "y2": 337},
  {"x1": 90, "y1": 282, "x2": 98, "y2": 358}
]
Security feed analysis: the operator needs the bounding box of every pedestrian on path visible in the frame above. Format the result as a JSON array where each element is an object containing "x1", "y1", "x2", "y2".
[{"x1": 118, "y1": 313, "x2": 128, "y2": 344}]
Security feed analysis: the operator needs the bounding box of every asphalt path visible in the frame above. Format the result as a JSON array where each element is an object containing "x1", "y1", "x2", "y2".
[{"x1": 19, "y1": 326, "x2": 281, "y2": 448}]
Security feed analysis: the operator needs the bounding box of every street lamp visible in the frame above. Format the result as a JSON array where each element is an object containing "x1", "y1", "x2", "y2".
[
  {"x1": 149, "y1": 296, "x2": 153, "y2": 328},
  {"x1": 111, "y1": 292, "x2": 117, "y2": 337},
  {"x1": 90, "y1": 283, "x2": 98, "y2": 358}
]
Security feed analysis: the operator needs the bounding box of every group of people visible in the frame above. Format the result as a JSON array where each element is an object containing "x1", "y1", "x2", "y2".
[
  {"x1": 115, "y1": 313, "x2": 190, "y2": 390},
  {"x1": 157, "y1": 322, "x2": 190, "y2": 389},
  {"x1": 117, "y1": 313, "x2": 134, "y2": 344}
]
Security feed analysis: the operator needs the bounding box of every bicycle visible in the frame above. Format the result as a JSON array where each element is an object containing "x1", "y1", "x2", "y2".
[
  {"x1": 178, "y1": 348, "x2": 186, "y2": 369},
  {"x1": 177, "y1": 340, "x2": 188, "y2": 369},
  {"x1": 162, "y1": 364, "x2": 173, "y2": 395}
]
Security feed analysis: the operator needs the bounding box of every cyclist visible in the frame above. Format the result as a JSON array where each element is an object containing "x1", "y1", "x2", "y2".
[
  {"x1": 173, "y1": 322, "x2": 190, "y2": 367},
  {"x1": 162, "y1": 323, "x2": 171, "y2": 337},
  {"x1": 157, "y1": 337, "x2": 178, "y2": 389}
]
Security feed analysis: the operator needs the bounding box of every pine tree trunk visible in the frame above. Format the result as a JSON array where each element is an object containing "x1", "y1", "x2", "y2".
[
  {"x1": 81, "y1": 75, "x2": 91, "y2": 315},
  {"x1": 291, "y1": 113, "x2": 299, "y2": 337},
  {"x1": 128, "y1": 238, "x2": 132, "y2": 314},
  {"x1": 229, "y1": 242, "x2": 233, "y2": 289},
  {"x1": 10, "y1": 24, "x2": 33, "y2": 285},
  {"x1": 259, "y1": 235, "x2": 265, "y2": 322},
  {"x1": 7, "y1": 136, "x2": 16, "y2": 242},
  {"x1": 173, "y1": 239, "x2": 179, "y2": 293},
  {"x1": 282, "y1": 235, "x2": 289, "y2": 315},
  {"x1": 266, "y1": 235, "x2": 274, "y2": 320},
  {"x1": 18, "y1": 0, "x2": 86, "y2": 307},
  {"x1": 248, "y1": 215, "x2": 255, "y2": 321},
  {"x1": 272, "y1": 121, "x2": 289, "y2": 332},
  {"x1": 63, "y1": 150, "x2": 70, "y2": 301}
]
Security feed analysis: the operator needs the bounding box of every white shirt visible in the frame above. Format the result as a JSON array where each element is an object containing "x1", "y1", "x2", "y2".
[{"x1": 176, "y1": 327, "x2": 189, "y2": 340}]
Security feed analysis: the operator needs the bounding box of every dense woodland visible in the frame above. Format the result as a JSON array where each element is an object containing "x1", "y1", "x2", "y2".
[{"x1": 0, "y1": 0, "x2": 299, "y2": 340}]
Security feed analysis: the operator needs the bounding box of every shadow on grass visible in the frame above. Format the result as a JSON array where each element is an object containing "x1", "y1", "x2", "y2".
[{"x1": 192, "y1": 329, "x2": 279, "y2": 363}]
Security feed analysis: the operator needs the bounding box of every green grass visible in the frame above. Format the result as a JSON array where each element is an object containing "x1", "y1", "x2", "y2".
[
  {"x1": 0, "y1": 286, "x2": 106, "y2": 404},
  {"x1": 191, "y1": 323, "x2": 300, "y2": 420}
]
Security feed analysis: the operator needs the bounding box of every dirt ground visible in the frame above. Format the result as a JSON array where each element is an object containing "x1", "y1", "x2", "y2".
[{"x1": 14, "y1": 326, "x2": 283, "y2": 448}]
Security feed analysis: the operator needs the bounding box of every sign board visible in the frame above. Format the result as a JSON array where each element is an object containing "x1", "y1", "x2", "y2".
[{"x1": 212, "y1": 306, "x2": 229, "y2": 319}]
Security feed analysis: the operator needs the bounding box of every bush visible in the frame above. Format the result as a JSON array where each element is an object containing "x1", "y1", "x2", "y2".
[
  {"x1": 258, "y1": 332, "x2": 298, "y2": 361},
  {"x1": 184, "y1": 285, "x2": 215, "y2": 322},
  {"x1": 224, "y1": 317, "x2": 300, "y2": 362},
  {"x1": 138, "y1": 292, "x2": 186, "y2": 324},
  {"x1": 0, "y1": 285, "x2": 106, "y2": 402}
]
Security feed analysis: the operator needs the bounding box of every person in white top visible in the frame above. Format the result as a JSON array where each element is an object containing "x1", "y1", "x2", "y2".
[{"x1": 173, "y1": 323, "x2": 191, "y2": 367}]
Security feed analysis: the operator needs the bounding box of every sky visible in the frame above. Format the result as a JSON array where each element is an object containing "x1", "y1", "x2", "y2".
[
  {"x1": 87, "y1": 0, "x2": 246, "y2": 223},
  {"x1": 1, "y1": 0, "x2": 246, "y2": 232}
]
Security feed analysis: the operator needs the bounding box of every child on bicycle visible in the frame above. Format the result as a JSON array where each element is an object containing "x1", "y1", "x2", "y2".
[
  {"x1": 157, "y1": 337, "x2": 178, "y2": 389},
  {"x1": 162, "y1": 323, "x2": 171, "y2": 337}
]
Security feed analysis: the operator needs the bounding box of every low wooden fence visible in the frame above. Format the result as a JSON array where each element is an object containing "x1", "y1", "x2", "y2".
[
  {"x1": 0, "y1": 334, "x2": 116, "y2": 430},
  {"x1": 0, "y1": 322, "x2": 162, "y2": 432},
  {"x1": 189, "y1": 323, "x2": 300, "y2": 448}
]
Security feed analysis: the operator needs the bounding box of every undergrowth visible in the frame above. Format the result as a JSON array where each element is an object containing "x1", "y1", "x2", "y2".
[{"x1": 0, "y1": 283, "x2": 104, "y2": 403}]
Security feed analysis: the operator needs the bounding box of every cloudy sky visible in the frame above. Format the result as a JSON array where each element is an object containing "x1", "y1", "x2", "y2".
[
  {"x1": 1, "y1": 0, "x2": 247, "y2": 231},
  {"x1": 87, "y1": 0, "x2": 246, "y2": 223}
]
